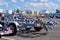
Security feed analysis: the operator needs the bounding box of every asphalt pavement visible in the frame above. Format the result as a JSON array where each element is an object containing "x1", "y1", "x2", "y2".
[{"x1": 0, "y1": 18, "x2": 60, "y2": 40}]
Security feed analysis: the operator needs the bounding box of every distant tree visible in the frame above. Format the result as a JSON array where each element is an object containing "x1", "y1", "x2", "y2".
[
  {"x1": 16, "y1": 9, "x2": 20, "y2": 13},
  {"x1": 56, "y1": 9, "x2": 60, "y2": 13},
  {"x1": 39, "y1": 12, "x2": 41, "y2": 14},
  {"x1": 12, "y1": 12, "x2": 15, "y2": 14}
]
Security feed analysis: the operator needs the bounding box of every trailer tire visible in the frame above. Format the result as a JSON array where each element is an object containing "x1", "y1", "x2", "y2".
[
  {"x1": 34, "y1": 23, "x2": 42, "y2": 31},
  {"x1": 34, "y1": 27, "x2": 42, "y2": 31}
]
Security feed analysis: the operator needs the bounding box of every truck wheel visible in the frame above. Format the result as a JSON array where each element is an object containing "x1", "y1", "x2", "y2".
[
  {"x1": 3, "y1": 23, "x2": 17, "y2": 36},
  {"x1": 1, "y1": 23, "x2": 17, "y2": 36},
  {"x1": 8, "y1": 23, "x2": 17, "y2": 36}
]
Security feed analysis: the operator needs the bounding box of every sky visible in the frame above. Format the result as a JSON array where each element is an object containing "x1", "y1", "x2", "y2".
[{"x1": 0, "y1": 0, "x2": 60, "y2": 13}]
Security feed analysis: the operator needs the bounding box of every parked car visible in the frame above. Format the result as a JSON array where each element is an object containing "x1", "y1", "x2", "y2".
[
  {"x1": 54, "y1": 13, "x2": 60, "y2": 18},
  {"x1": 49, "y1": 13, "x2": 60, "y2": 18},
  {"x1": 49, "y1": 14, "x2": 54, "y2": 18}
]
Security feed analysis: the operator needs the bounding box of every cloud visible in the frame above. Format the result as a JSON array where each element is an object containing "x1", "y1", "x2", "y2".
[
  {"x1": 0, "y1": 0, "x2": 9, "y2": 7},
  {"x1": 0, "y1": 3, "x2": 3, "y2": 6},
  {"x1": 30, "y1": 3, "x2": 43, "y2": 7},
  {"x1": 40, "y1": 0, "x2": 48, "y2": 2},
  {"x1": 0, "y1": 0, "x2": 4, "y2": 6},
  {"x1": 20, "y1": 0, "x2": 24, "y2": 2},
  {"x1": 25, "y1": 2, "x2": 43, "y2": 7},
  {"x1": 44, "y1": 3, "x2": 50, "y2": 7},
  {"x1": 0, "y1": 0, "x2": 4, "y2": 3},
  {"x1": 23, "y1": 2, "x2": 44, "y2": 11},
  {"x1": 24, "y1": 1, "x2": 59, "y2": 13},
  {"x1": 6, "y1": 4, "x2": 9, "y2": 7},
  {"x1": 58, "y1": 0, "x2": 60, "y2": 2},
  {"x1": 17, "y1": 7, "x2": 21, "y2": 9},
  {"x1": 25, "y1": 2, "x2": 59, "y2": 9},
  {"x1": 48, "y1": 2, "x2": 59, "y2": 9},
  {"x1": 4, "y1": 2, "x2": 9, "y2": 7},
  {"x1": 11, "y1": 0, "x2": 17, "y2": 3},
  {"x1": 31, "y1": 0, "x2": 38, "y2": 2},
  {"x1": 43, "y1": 2, "x2": 60, "y2": 12}
]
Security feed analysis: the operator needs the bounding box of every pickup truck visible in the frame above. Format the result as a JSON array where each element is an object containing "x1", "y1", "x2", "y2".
[{"x1": 0, "y1": 14, "x2": 48, "y2": 36}]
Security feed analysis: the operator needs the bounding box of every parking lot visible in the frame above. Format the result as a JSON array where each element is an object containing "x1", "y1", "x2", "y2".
[{"x1": 0, "y1": 18, "x2": 60, "y2": 40}]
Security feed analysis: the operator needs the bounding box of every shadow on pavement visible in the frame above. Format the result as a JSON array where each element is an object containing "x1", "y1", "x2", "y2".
[{"x1": 17, "y1": 30, "x2": 48, "y2": 38}]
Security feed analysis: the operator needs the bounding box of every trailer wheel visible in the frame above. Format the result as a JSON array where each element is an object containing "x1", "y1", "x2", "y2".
[
  {"x1": 34, "y1": 23, "x2": 43, "y2": 31},
  {"x1": 34, "y1": 27, "x2": 42, "y2": 31}
]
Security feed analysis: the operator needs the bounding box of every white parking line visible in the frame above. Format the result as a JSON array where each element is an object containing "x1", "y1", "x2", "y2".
[{"x1": 2, "y1": 37, "x2": 15, "y2": 40}]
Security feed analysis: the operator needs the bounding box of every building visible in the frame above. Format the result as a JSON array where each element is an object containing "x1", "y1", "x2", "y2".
[
  {"x1": 40, "y1": 10, "x2": 50, "y2": 14},
  {"x1": 0, "y1": 9, "x2": 4, "y2": 13}
]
